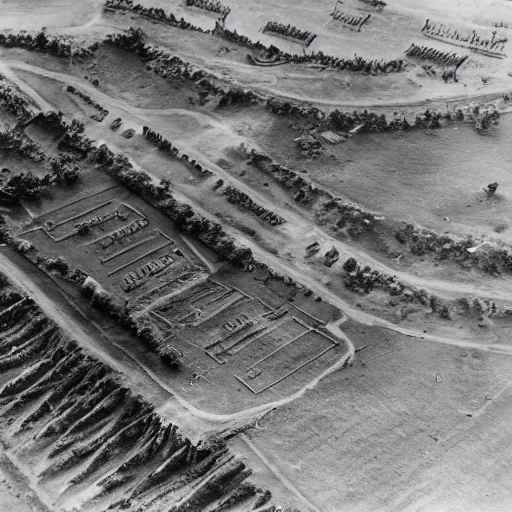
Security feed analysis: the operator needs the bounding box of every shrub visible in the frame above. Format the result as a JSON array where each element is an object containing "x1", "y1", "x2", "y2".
[
  {"x1": 45, "y1": 256, "x2": 70, "y2": 275},
  {"x1": 11, "y1": 238, "x2": 33, "y2": 254}
]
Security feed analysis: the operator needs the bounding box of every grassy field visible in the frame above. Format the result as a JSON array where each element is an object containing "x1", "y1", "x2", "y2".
[
  {"x1": 0, "y1": 454, "x2": 48, "y2": 512},
  {"x1": 8, "y1": 29, "x2": 512, "y2": 246},
  {"x1": 225, "y1": 101, "x2": 512, "y2": 251},
  {"x1": 233, "y1": 322, "x2": 512, "y2": 511},
  {"x1": 0, "y1": 0, "x2": 104, "y2": 31}
]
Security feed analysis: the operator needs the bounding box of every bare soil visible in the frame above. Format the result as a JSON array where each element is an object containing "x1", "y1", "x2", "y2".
[{"x1": 0, "y1": 454, "x2": 49, "y2": 512}]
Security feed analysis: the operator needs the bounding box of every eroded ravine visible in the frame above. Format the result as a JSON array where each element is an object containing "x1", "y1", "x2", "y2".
[{"x1": 0, "y1": 273, "x2": 274, "y2": 512}]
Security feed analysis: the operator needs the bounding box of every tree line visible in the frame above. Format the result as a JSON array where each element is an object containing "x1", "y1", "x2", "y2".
[
  {"x1": 104, "y1": 0, "x2": 409, "y2": 75},
  {"x1": 0, "y1": 28, "x2": 98, "y2": 59}
]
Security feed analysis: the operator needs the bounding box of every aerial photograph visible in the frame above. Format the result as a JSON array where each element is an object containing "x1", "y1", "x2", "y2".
[{"x1": 0, "y1": 0, "x2": 511, "y2": 511}]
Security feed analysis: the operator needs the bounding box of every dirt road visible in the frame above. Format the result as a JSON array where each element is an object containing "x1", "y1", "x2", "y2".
[
  {"x1": 0, "y1": 248, "x2": 354, "y2": 429},
  {"x1": 245, "y1": 242, "x2": 512, "y2": 356},
  {"x1": 0, "y1": 454, "x2": 49, "y2": 512},
  {"x1": 6, "y1": 59, "x2": 512, "y2": 308},
  {"x1": 4, "y1": 59, "x2": 512, "y2": 361},
  {"x1": 241, "y1": 433, "x2": 322, "y2": 512}
]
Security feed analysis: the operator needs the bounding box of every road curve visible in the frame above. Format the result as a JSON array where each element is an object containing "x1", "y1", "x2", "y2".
[
  {"x1": 3, "y1": 61, "x2": 510, "y2": 362},
  {"x1": 0, "y1": 249, "x2": 354, "y2": 431},
  {"x1": 244, "y1": 243, "x2": 512, "y2": 357},
  {"x1": 6, "y1": 59, "x2": 512, "y2": 306}
]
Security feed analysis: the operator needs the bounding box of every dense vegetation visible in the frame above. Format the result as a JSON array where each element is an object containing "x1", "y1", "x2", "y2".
[{"x1": 0, "y1": 28, "x2": 97, "y2": 59}]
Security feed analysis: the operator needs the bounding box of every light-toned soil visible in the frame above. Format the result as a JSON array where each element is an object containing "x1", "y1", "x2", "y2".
[
  {"x1": 0, "y1": 454, "x2": 48, "y2": 512},
  {"x1": 0, "y1": 0, "x2": 104, "y2": 31},
  {"x1": 120, "y1": 0, "x2": 512, "y2": 106},
  {"x1": 233, "y1": 322, "x2": 512, "y2": 511},
  {"x1": 7, "y1": 57, "x2": 509, "y2": 304}
]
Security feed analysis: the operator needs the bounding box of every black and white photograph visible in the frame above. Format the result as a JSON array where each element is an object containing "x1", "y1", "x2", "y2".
[{"x1": 0, "y1": 0, "x2": 510, "y2": 510}]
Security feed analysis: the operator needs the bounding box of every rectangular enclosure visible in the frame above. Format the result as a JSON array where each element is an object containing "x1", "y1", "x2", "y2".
[{"x1": 236, "y1": 330, "x2": 337, "y2": 394}]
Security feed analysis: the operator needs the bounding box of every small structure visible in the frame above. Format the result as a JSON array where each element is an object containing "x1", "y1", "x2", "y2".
[{"x1": 330, "y1": 8, "x2": 371, "y2": 32}]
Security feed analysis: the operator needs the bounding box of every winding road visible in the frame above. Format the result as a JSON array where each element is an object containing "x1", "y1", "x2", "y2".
[
  {"x1": 2, "y1": 10, "x2": 512, "y2": 512},
  {"x1": 1, "y1": 50, "x2": 511, "y2": 435},
  {"x1": 0, "y1": 248, "x2": 354, "y2": 431},
  {"x1": 3, "y1": 59, "x2": 512, "y2": 307},
  {"x1": 3, "y1": 58, "x2": 511, "y2": 361}
]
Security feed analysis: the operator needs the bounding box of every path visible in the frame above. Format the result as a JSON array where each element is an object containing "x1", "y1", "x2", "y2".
[
  {"x1": 0, "y1": 249, "x2": 355, "y2": 431},
  {"x1": 2, "y1": 57, "x2": 510, "y2": 385},
  {"x1": 245, "y1": 242, "x2": 512, "y2": 356},
  {"x1": 241, "y1": 433, "x2": 321, "y2": 512},
  {"x1": 7, "y1": 59, "x2": 512, "y2": 307}
]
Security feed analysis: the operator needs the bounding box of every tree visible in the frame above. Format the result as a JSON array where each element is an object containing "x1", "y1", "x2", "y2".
[
  {"x1": 45, "y1": 256, "x2": 70, "y2": 275},
  {"x1": 76, "y1": 223, "x2": 90, "y2": 236},
  {"x1": 157, "y1": 178, "x2": 172, "y2": 197},
  {"x1": 34, "y1": 28, "x2": 48, "y2": 50},
  {"x1": 3, "y1": 172, "x2": 47, "y2": 201},
  {"x1": 63, "y1": 167, "x2": 80, "y2": 184},
  {"x1": 343, "y1": 257, "x2": 358, "y2": 273},
  {"x1": 0, "y1": 271, "x2": 7, "y2": 288},
  {"x1": 159, "y1": 345, "x2": 183, "y2": 367},
  {"x1": 486, "y1": 182, "x2": 499, "y2": 195}
]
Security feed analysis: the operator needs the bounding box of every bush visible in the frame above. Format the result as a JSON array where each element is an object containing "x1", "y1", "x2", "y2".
[
  {"x1": 11, "y1": 238, "x2": 33, "y2": 254},
  {"x1": 1, "y1": 170, "x2": 51, "y2": 202},
  {"x1": 343, "y1": 257, "x2": 358, "y2": 272},
  {"x1": 81, "y1": 276, "x2": 100, "y2": 298},
  {"x1": 0, "y1": 271, "x2": 7, "y2": 288},
  {"x1": 76, "y1": 223, "x2": 91, "y2": 236},
  {"x1": 45, "y1": 256, "x2": 70, "y2": 275},
  {"x1": 0, "y1": 290, "x2": 22, "y2": 307}
]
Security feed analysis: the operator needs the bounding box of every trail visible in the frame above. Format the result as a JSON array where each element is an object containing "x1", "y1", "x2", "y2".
[
  {"x1": 251, "y1": 82, "x2": 512, "y2": 111},
  {"x1": 244, "y1": 242, "x2": 512, "y2": 356},
  {"x1": 241, "y1": 433, "x2": 322, "y2": 512},
  {"x1": 4, "y1": 61, "x2": 512, "y2": 355},
  {"x1": 95, "y1": 4, "x2": 512, "y2": 114},
  {"x1": 137, "y1": 41, "x2": 512, "y2": 112},
  {"x1": 0, "y1": 249, "x2": 354, "y2": 429},
  {"x1": 7, "y1": 59, "x2": 512, "y2": 306},
  {"x1": 0, "y1": 62, "x2": 54, "y2": 112},
  {"x1": 470, "y1": 380, "x2": 512, "y2": 418}
]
